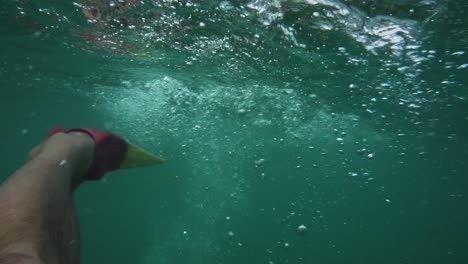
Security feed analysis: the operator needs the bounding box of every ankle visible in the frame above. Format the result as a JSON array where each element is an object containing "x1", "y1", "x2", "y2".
[{"x1": 30, "y1": 133, "x2": 95, "y2": 182}]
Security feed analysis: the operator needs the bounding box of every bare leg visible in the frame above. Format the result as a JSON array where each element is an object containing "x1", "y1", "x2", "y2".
[{"x1": 0, "y1": 132, "x2": 94, "y2": 264}]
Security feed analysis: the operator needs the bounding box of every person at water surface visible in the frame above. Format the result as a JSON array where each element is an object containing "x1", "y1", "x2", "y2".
[{"x1": 81, "y1": 0, "x2": 140, "y2": 28}]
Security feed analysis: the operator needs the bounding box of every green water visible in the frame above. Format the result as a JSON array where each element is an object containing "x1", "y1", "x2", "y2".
[{"x1": 1, "y1": 0, "x2": 467, "y2": 263}]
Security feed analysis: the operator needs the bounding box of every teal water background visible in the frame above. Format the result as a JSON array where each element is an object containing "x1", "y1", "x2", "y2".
[{"x1": 1, "y1": 0, "x2": 467, "y2": 263}]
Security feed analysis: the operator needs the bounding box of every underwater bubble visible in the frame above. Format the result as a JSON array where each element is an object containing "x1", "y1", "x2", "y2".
[
  {"x1": 237, "y1": 108, "x2": 247, "y2": 115},
  {"x1": 451, "y1": 51, "x2": 465, "y2": 56},
  {"x1": 255, "y1": 158, "x2": 266, "y2": 166},
  {"x1": 219, "y1": 1, "x2": 234, "y2": 10},
  {"x1": 297, "y1": 224, "x2": 307, "y2": 235}
]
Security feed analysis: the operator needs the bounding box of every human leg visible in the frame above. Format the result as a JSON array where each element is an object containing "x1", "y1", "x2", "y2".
[{"x1": 0, "y1": 132, "x2": 94, "y2": 264}]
